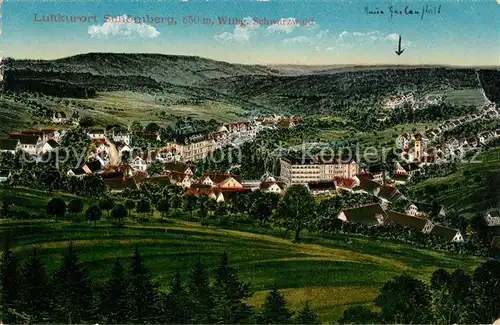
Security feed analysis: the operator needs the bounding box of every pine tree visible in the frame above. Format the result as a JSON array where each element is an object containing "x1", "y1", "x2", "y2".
[
  {"x1": 128, "y1": 247, "x2": 158, "y2": 323},
  {"x1": 297, "y1": 302, "x2": 320, "y2": 324},
  {"x1": 0, "y1": 241, "x2": 21, "y2": 323},
  {"x1": 212, "y1": 252, "x2": 253, "y2": 324},
  {"x1": 52, "y1": 243, "x2": 94, "y2": 324},
  {"x1": 164, "y1": 272, "x2": 190, "y2": 324},
  {"x1": 19, "y1": 248, "x2": 52, "y2": 323},
  {"x1": 187, "y1": 260, "x2": 214, "y2": 323},
  {"x1": 257, "y1": 283, "x2": 293, "y2": 324},
  {"x1": 99, "y1": 259, "x2": 130, "y2": 324}
]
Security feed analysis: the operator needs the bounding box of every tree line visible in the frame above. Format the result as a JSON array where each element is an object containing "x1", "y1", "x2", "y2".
[{"x1": 0, "y1": 244, "x2": 319, "y2": 324}]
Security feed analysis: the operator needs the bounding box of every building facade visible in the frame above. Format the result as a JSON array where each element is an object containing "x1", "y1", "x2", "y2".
[{"x1": 280, "y1": 155, "x2": 359, "y2": 185}]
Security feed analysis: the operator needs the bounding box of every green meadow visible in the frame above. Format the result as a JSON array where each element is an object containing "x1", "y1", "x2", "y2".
[
  {"x1": 410, "y1": 147, "x2": 500, "y2": 216},
  {"x1": 0, "y1": 214, "x2": 483, "y2": 322}
]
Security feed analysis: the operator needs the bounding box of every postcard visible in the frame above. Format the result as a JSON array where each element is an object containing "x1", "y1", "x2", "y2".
[{"x1": 0, "y1": 0, "x2": 499, "y2": 324}]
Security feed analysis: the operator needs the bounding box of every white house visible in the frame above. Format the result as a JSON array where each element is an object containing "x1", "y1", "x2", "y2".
[
  {"x1": 38, "y1": 139, "x2": 60, "y2": 154},
  {"x1": 131, "y1": 156, "x2": 148, "y2": 172},
  {"x1": 0, "y1": 139, "x2": 20, "y2": 154},
  {"x1": 8, "y1": 134, "x2": 40, "y2": 156},
  {"x1": 87, "y1": 127, "x2": 106, "y2": 140},
  {"x1": 113, "y1": 130, "x2": 131, "y2": 145},
  {"x1": 486, "y1": 210, "x2": 500, "y2": 226}
]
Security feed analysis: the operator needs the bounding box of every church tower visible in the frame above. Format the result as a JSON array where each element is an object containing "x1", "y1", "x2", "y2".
[{"x1": 414, "y1": 133, "x2": 423, "y2": 160}]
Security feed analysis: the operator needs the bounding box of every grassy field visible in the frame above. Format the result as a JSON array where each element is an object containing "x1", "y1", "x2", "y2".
[
  {"x1": 317, "y1": 123, "x2": 436, "y2": 150},
  {"x1": 0, "y1": 187, "x2": 97, "y2": 218},
  {"x1": 410, "y1": 147, "x2": 500, "y2": 216},
  {"x1": 0, "y1": 214, "x2": 484, "y2": 322},
  {"x1": 442, "y1": 88, "x2": 488, "y2": 107}
]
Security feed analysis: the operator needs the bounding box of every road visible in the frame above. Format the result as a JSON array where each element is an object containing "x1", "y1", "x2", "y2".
[{"x1": 105, "y1": 137, "x2": 119, "y2": 166}]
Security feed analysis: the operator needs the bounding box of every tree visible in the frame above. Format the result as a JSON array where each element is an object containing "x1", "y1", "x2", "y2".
[
  {"x1": 256, "y1": 283, "x2": 293, "y2": 324},
  {"x1": 68, "y1": 198, "x2": 84, "y2": 221},
  {"x1": 99, "y1": 197, "x2": 115, "y2": 217},
  {"x1": 145, "y1": 122, "x2": 161, "y2": 133},
  {"x1": 125, "y1": 199, "x2": 135, "y2": 218},
  {"x1": 136, "y1": 199, "x2": 151, "y2": 219},
  {"x1": 374, "y1": 274, "x2": 431, "y2": 324},
  {"x1": 52, "y1": 243, "x2": 94, "y2": 324},
  {"x1": 111, "y1": 204, "x2": 128, "y2": 227},
  {"x1": 156, "y1": 198, "x2": 170, "y2": 220},
  {"x1": 187, "y1": 260, "x2": 214, "y2": 323},
  {"x1": 0, "y1": 241, "x2": 21, "y2": 323},
  {"x1": 430, "y1": 268, "x2": 452, "y2": 291},
  {"x1": 47, "y1": 198, "x2": 67, "y2": 221},
  {"x1": 131, "y1": 121, "x2": 143, "y2": 132},
  {"x1": 338, "y1": 305, "x2": 380, "y2": 324},
  {"x1": 164, "y1": 273, "x2": 190, "y2": 324},
  {"x1": 471, "y1": 259, "x2": 500, "y2": 323},
  {"x1": 469, "y1": 213, "x2": 489, "y2": 243},
  {"x1": 20, "y1": 248, "x2": 52, "y2": 322},
  {"x1": 99, "y1": 259, "x2": 130, "y2": 324},
  {"x1": 296, "y1": 302, "x2": 319, "y2": 324},
  {"x1": 86, "y1": 204, "x2": 102, "y2": 227},
  {"x1": 128, "y1": 247, "x2": 158, "y2": 323},
  {"x1": 184, "y1": 194, "x2": 198, "y2": 218},
  {"x1": 212, "y1": 252, "x2": 253, "y2": 324},
  {"x1": 272, "y1": 184, "x2": 316, "y2": 241}
]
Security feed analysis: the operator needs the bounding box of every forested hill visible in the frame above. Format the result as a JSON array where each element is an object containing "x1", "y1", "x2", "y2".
[
  {"x1": 478, "y1": 69, "x2": 500, "y2": 103},
  {"x1": 2, "y1": 53, "x2": 279, "y2": 92}
]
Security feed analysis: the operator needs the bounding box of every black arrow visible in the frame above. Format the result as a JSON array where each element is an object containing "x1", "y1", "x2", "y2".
[{"x1": 395, "y1": 35, "x2": 405, "y2": 56}]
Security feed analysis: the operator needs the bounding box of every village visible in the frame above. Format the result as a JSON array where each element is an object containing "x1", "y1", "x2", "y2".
[{"x1": 1, "y1": 99, "x2": 500, "y2": 247}]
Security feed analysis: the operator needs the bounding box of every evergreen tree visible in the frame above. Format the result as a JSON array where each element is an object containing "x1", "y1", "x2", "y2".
[
  {"x1": 187, "y1": 260, "x2": 214, "y2": 323},
  {"x1": 52, "y1": 243, "x2": 94, "y2": 324},
  {"x1": 212, "y1": 252, "x2": 253, "y2": 324},
  {"x1": 128, "y1": 247, "x2": 158, "y2": 323},
  {"x1": 257, "y1": 283, "x2": 293, "y2": 324},
  {"x1": 99, "y1": 259, "x2": 130, "y2": 324},
  {"x1": 164, "y1": 272, "x2": 190, "y2": 324},
  {"x1": 0, "y1": 241, "x2": 21, "y2": 323},
  {"x1": 19, "y1": 248, "x2": 52, "y2": 323},
  {"x1": 297, "y1": 302, "x2": 320, "y2": 324}
]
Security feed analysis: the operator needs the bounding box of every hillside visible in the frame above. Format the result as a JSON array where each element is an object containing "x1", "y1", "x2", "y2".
[
  {"x1": 3, "y1": 53, "x2": 279, "y2": 90},
  {"x1": 0, "y1": 215, "x2": 483, "y2": 322}
]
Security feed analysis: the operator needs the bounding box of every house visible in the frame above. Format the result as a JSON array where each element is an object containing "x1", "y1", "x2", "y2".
[
  {"x1": 8, "y1": 133, "x2": 40, "y2": 156},
  {"x1": 116, "y1": 141, "x2": 132, "y2": 157},
  {"x1": 40, "y1": 128, "x2": 58, "y2": 141},
  {"x1": 175, "y1": 130, "x2": 216, "y2": 162},
  {"x1": 334, "y1": 177, "x2": 356, "y2": 191},
  {"x1": 478, "y1": 131, "x2": 494, "y2": 144},
  {"x1": 260, "y1": 181, "x2": 285, "y2": 194},
  {"x1": 428, "y1": 224, "x2": 464, "y2": 243},
  {"x1": 131, "y1": 156, "x2": 148, "y2": 172},
  {"x1": 354, "y1": 172, "x2": 374, "y2": 185},
  {"x1": 396, "y1": 133, "x2": 411, "y2": 148},
  {"x1": 93, "y1": 139, "x2": 110, "y2": 155},
  {"x1": 375, "y1": 185, "x2": 403, "y2": 209},
  {"x1": 157, "y1": 146, "x2": 182, "y2": 163},
  {"x1": 366, "y1": 165, "x2": 383, "y2": 181},
  {"x1": 486, "y1": 210, "x2": 500, "y2": 226},
  {"x1": 167, "y1": 172, "x2": 192, "y2": 188},
  {"x1": 52, "y1": 111, "x2": 68, "y2": 124},
  {"x1": 337, "y1": 203, "x2": 386, "y2": 226},
  {"x1": 164, "y1": 162, "x2": 193, "y2": 176},
  {"x1": 0, "y1": 138, "x2": 20, "y2": 154},
  {"x1": 113, "y1": 129, "x2": 131, "y2": 145},
  {"x1": 277, "y1": 118, "x2": 295, "y2": 129},
  {"x1": 392, "y1": 173, "x2": 410, "y2": 184},
  {"x1": 385, "y1": 211, "x2": 429, "y2": 231},
  {"x1": 39, "y1": 139, "x2": 60, "y2": 154},
  {"x1": 0, "y1": 170, "x2": 11, "y2": 183},
  {"x1": 199, "y1": 172, "x2": 243, "y2": 189},
  {"x1": 354, "y1": 178, "x2": 382, "y2": 195},
  {"x1": 213, "y1": 188, "x2": 252, "y2": 202},
  {"x1": 406, "y1": 202, "x2": 446, "y2": 218},
  {"x1": 307, "y1": 180, "x2": 336, "y2": 195},
  {"x1": 87, "y1": 127, "x2": 106, "y2": 139},
  {"x1": 103, "y1": 177, "x2": 139, "y2": 193}
]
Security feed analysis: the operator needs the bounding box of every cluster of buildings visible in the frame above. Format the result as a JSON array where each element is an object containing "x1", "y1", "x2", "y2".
[
  {"x1": 382, "y1": 91, "x2": 445, "y2": 110},
  {"x1": 0, "y1": 128, "x2": 62, "y2": 157},
  {"x1": 337, "y1": 202, "x2": 462, "y2": 243}
]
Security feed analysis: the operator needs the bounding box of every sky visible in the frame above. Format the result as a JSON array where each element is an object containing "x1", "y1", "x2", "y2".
[{"x1": 1, "y1": 0, "x2": 499, "y2": 66}]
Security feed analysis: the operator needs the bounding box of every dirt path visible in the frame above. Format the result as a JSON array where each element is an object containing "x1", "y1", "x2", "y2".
[{"x1": 105, "y1": 137, "x2": 119, "y2": 165}]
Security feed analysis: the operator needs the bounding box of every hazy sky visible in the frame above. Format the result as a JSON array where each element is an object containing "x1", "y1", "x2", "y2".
[{"x1": 1, "y1": 0, "x2": 499, "y2": 66}]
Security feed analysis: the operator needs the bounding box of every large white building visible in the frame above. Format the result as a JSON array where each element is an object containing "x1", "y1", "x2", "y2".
[{"x1": 280, "y1": 154, "x2": 359, "y2": 185}]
